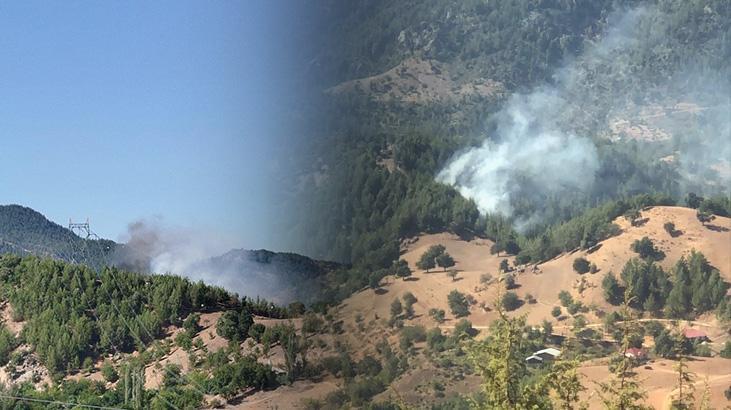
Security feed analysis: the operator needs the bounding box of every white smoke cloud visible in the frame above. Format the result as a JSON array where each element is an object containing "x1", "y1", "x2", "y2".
[
  {"x1": 437, "y1": 89, "x2": 599, "y2": 219},
  {"x1": 437, "y1": 5, "x2": 730, "y2": 227},
  {"x1": 112, "y1": 218, "x2": 321, "y2": 303},
  {"x1": 114, "y1": 217, "x2": 234, "y2": 279}
]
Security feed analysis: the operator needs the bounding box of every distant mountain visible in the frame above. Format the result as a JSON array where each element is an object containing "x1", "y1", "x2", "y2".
[
  {"x1": 0, "y1": 204, "x2": 339, "y2": 303},
  {"x1": 185, "y1": 248, "x2": 341, "y2": 304},
  {"x1": 0, "y1": 204, "x2": 116, "y2": 269}
]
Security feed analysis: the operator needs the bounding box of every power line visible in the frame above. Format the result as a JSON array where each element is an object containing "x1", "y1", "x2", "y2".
[
  {"x1": 74, "y1": 230, "x2": 210, "y2": 402},
  {"x1": 62, "y1": 232, "x2": 185, "y2": 409}
]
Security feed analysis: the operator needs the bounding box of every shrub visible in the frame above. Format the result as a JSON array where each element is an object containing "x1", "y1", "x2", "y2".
[
  {"x1": 504, "y1": 274, "x2": 516, "y2": 289},
  {"x1": 567, "y1": 302, "x2": 582, "y2": 315},
  {"x1": 356, "y1": 355, "x2": 382, "y2": 377},
  {"x1": 402, "y1": 292, "x2": 417, "y2": 306},
  {"x1": 630, "y1": 237, "x2": 665, "y2": 261},
  {"x1": 390, "y1": 299, "x2": 403, "y2": 318},
  {"x1": 426, "y1": 328, "x2": 446, "y2": 352},
  {"x1": 501, "y1": 292, "x2": 522, "y2": 311},
  {"x1": 693, "y1": 343, "x2": 712, "y2": 357},
  {"x1": 447, "y1": 290, "x2": 470, "y2": 317},
  {"x1": 302, "y1": 313, "x2": 324, "y2": 334},
  {"x1": 429, "y1": 308, "x2": 445, "y2": 323},
  {"x1": 558, "y1": 291, "x2": 573, "y2": 307},
  {"x1": 82, "y1": 357, "x2": 94, "y2": 373},
  {"x1": 453, "y1": 319, "x2": 477, "y2": 339},
  {"x1": 248, "y1": 323, "x2": 266, "y2": 342},
  {"x1": 720, "y1": 341, "x2": 731, "y2": 359},
  {"x1": 551, "y1": 306, "x2": 562, "y2": 318},
  {"x1": 182, "y1": 313, "x2": 201, "y2": 335},
  {"x1": 175, "y1": 330, "x2": 193, "y2": 351},
  {"x1": 400, "y1": 326, "x2": 426, "y2": 351},
  {"x1": 101, "y1": 360, "x2": 118, "y2": 383},
  {"x1": 573, "y1": 257, "x2": 591, "y2": 274},
  {"x1": 480, "y1": 273, "x2": 492, "y2": 285},
  {"x1": 0, "y1": 326, "x2": 17, "y2": 366}
]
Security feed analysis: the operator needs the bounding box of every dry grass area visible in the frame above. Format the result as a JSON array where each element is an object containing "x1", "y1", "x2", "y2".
[
  {"x1": 231, "y1": 379, "x2": 341, "y2": 409},
  {"x1": 263, "y1": 206, "x2": 730, "y2": 408},
  {"x1": 0, "y1": 206, "x2": 727, "y2": 408},
  {"x1": 580, "y1": 356, "x2": 731, "y2": 409}
]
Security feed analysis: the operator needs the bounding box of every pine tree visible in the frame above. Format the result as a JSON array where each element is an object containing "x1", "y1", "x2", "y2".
[
  {"x1": 666, "y1": 258, "x2": 692, "y2": 318},
  {"x1": 468, "y1": 289, "x2": 549, "y2": 409},
  {"x1": 544, "y1": 358, "x2": 587, "y2": 410},
  {"x1": 596, "y1": 290, "x2": 649, "y2": 410},
  {"x1": 671, "y1": 334, "x2": 695, "y2": 410},
  {"x1": 698, "y1": 377, "x2": 712, "y2": 410}
]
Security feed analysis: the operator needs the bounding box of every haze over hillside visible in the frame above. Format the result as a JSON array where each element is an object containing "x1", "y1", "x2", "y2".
[{"x1": 0, "y1": 204, "x2": 334, "y2": 304}]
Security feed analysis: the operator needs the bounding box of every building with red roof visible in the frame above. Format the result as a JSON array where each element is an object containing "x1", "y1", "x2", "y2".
[{"x1": 683, "y1": 328, "x2": 709, "y2": 341}]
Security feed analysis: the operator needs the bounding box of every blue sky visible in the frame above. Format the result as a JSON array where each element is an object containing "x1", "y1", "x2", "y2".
[{"x1": 0, "y1": 1, "x2": 305, "y2": 250}]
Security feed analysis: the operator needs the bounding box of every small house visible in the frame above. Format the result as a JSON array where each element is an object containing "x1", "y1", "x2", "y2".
[
  {"x1": 534, "y1": 348, "x2": 561, "y2": 361},
  {"x1": 525, "y1": 355, "x2": 543, "y2": 364},
  {"x1": 624, "y1": 347, "x2": 647, "y2": 361},
  {"x1": 683, "y1": 328, "x2": 710, "y2": 342},
  {"x1": 526, "y1": 348, "x2": 561, "y2": 364}
]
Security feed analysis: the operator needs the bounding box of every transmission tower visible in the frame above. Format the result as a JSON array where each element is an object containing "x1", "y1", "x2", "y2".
[{"x1": 68, "y1": 218, "x2": 100, "y2": 239}]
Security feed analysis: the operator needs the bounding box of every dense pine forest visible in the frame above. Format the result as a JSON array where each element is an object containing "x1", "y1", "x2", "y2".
[{"x1": 0, "y1": 254, "x2": 306, "y2": 409}]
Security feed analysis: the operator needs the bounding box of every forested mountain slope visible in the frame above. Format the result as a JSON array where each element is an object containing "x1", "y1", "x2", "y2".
[
  {"x1": 293, "y1": 0, "x2": 730, "y2": 275},
  {"x1": 0, "y1": 205, "x2": 115, "y2": 269},
  {"x1": 187, "y1": 249, "x2": 342, "y2": 304}
]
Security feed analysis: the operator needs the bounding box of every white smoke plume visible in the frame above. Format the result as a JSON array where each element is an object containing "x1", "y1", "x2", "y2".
[
  {"x1": 112, "y1": 218, "x2": 325, "y2": 303},
  {"x1": 113, "y1": 217, "x2": 233, "y2": 275},
  {"x1": 437, "y1": 5, "x2": 730, "y2": 227},
  {"x1": 437, "y1": 89, "x2": 599, "y2": 219}
]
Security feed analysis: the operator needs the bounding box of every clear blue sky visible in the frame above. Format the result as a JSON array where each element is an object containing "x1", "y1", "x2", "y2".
[{"x1": 0, "y1": 1, "x2": 307, "y2": 250}]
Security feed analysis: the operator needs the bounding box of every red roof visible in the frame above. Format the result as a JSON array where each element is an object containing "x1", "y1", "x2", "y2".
[{"x1": 683, "y1": 328, "x2": 707, "y2": 339}]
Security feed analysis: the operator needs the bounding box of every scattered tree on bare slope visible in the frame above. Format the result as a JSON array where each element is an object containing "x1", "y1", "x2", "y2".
[{"x1": 595, "y1": 291, "x2": 650, "y2": 410}]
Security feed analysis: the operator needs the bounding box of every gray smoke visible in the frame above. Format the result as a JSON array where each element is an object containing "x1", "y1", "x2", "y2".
[
  {"x1": 437, "y1": 89, "x2": 599, "y2": 220},
  {"x1": 113, "y1": 218, "x2": 237, "y2": 285},
  {"x1": 112, "y1": 218, "x2": 324, "y2": 303},
  {"x1": 438, "y1": 5, "x2": 730, "y2": 227}
]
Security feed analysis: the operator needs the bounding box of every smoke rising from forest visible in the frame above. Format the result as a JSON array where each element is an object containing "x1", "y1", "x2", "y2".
[
  {"x1": 112, "y1": 218, "x2": 239, "y2": 287},
  {"x1": 437, "y1": 89, "x2": 600, "y2": 221},
  {"x1": 112, "y1": 218, "x2": 320, "y2": 303},
  {"x1": 438, "y1": 5, "x2": 730, "y2": 228}
]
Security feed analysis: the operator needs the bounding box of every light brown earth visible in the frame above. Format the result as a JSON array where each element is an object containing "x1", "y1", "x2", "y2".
[
  {"x1": 263, "y1": 206, "x2": 731, "y2": 408},
  {"x1": 580, "y1": 356, "x2": 731, "y2": 409},
  {"x1": 0, "y1": 206, "x2": 728, "y2": 409}
]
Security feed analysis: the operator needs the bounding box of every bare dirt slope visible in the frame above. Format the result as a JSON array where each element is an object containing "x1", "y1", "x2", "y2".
[
  {"x1": 334, "y1": 206, "x2": 730, "y2": 351},
  {"x1": 337, "y1": 207, "x2": 731, "y2": 354},
  {"x1": 320, "y1": 206, "x2": 731, "y2": 408},
  {"x1": 337, "y1": 233, "x2": 506, "y2": 344},
  {"x1": 580, "y1": 356, "x2": 731, "y2": 409}
]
